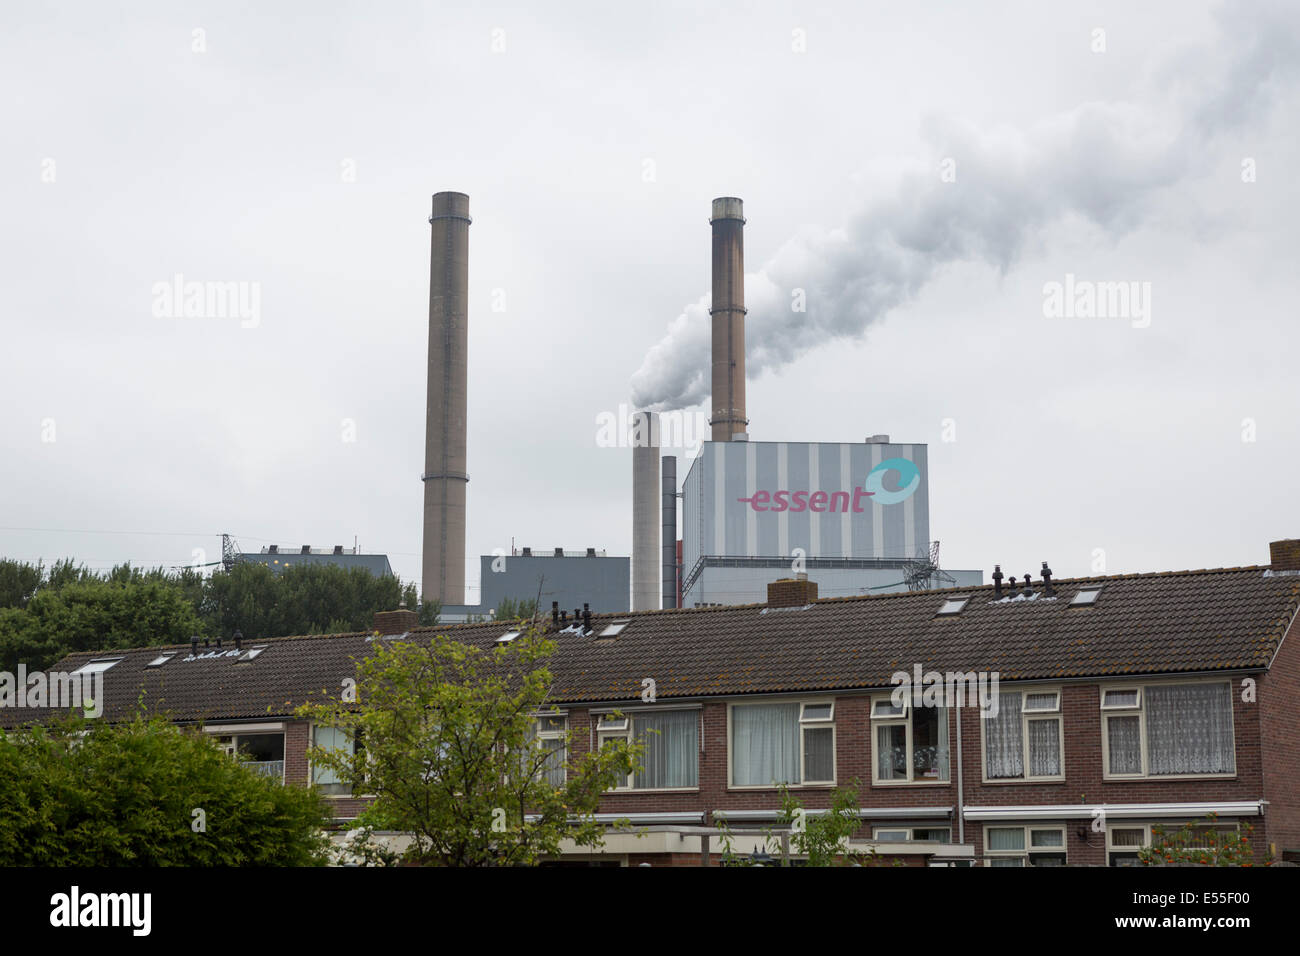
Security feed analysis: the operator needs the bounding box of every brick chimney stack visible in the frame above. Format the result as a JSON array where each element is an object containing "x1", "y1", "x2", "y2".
[
  {"x1": 767, "y1": 575, "x2": 818, "y2": 607},
  {"x1": 373, "y1": 609, "x2": 419, "y2": 635},
  {"x1": 1269, "y1": 539, "x2": 1300, "y2": 572}
]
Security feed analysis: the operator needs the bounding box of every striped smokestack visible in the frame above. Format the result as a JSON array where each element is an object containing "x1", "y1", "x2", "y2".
[
  {"x1": 631, "y1": 410, "x2": 660, "y2": 611},
  {"x1": 422, "y1": 191, "x2": 470, "y2": 606},
  {"x1": 710, "y1": 197, "x2": 747, "y2": 442}
]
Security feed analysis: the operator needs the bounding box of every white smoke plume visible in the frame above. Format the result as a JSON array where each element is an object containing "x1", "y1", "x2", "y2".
[{"x1": 630, "y1": 0, "x2": 1299, "y2": 412}]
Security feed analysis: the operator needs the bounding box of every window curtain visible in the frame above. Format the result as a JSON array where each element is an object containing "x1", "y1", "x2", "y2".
[
  {"x1": 313, "y1": 726, "x2": 349, "y2": 785},
  {"x1": 1145, "y1": 682, "x2": 1234, "y2": 774},
  {"x1": 987, "y1": 828, "x2": 1025, "y2": 851},
  {"x1": 732, "y1": 703, "x2": 799, "y2": 786},
  {"x1": 540, "y1": 738, "x2": 565, "y2": 787},
  {"x1": 985, "y1": 692, "x2": 1023, "y2": 778},
  {"x1": 1027, "y1": 718, "x2": 1061, "y2": 776},
  {"x1": 1107, "y1": 715, "x2": 1142, "y2": 774},
  {"x1": 634, "y1": 710, "x2": 698, "y2": 788}
]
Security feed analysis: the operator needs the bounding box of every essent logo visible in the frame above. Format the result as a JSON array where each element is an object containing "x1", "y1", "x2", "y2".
[{"x1": 737, "y1": 457, "x2": 920, "y2": 512}]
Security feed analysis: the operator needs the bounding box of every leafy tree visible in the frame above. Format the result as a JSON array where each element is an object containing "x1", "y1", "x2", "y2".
[
  {"x1": 0, "y1": 559, "x2": 43, "y2": 609},
  {"x1": 297, "y1": 626, "x2": 641, "y2": 866},
  {"x1": 494, "y1": 597, "x2": 539, "y2": 622},
  {"x1": 0, "y1": 576, "x2": 205, "y2": 672},
  {"x1": 1139, "y1": 814, "x2": 1270, "y2": 866},
  {"x1": 0, "y1": 714, "x2": 330, "y2": 865},
  {"x1": 775, "y1": 782, "x2": 877, "y2": 866}
]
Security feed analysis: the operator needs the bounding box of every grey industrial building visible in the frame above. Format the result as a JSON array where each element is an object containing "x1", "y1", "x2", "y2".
[
  {"x1": 238, "y1": 545, "x2": 394, "y2": 578},
  {"x1": 439, "y1": 549, "x2": 630, "y2": 623}
]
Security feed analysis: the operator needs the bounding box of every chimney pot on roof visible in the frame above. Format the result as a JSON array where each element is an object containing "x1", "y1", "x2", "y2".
[
  {"x1": 1041, "y1": 562, "x2": 1054, "y2": 595},
  {"x1": 190, "y1": 636, "x2": 199, "y2": 654},
  {"x1": 233, "y1": 629, "x2": 243, "y2": 651},
  {"x1": 583, "y1": 604, "x2": 591, "y2": 631},
  {"x1": 1269, "y1": 539, "x2": 1300, "y2": 571},
  {"x1": 216, "y1": 635, "x2": 222, "y2": 648},
  {"x1": 552, "y1": 601, "x2": 559, "y2": 626},
  {"x1": 767, "y1": 577, "x2": 818, "y2": 607},
  {"x1": 992, "y1": 565, "x2": 1003, "y2": 598}
]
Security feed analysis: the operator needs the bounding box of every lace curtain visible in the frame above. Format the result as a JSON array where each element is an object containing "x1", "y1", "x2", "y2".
[
  {"x1": 985, "y1": 692, "x2": 1023, "y2": 778},
  {"x1": 1146, "y1": 682, "x2": 1234, "y2": 774}
]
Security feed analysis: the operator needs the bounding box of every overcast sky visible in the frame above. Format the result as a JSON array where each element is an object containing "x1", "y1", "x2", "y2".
[{"x1": 2, "y1": 0, "x2": 1297, "y2": 603}]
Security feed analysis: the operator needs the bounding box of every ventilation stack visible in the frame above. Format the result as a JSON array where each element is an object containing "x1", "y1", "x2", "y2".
[
  {"x1": 710, "y1": 197, "x2": 748, "y2": 442},
  {"x1": 421, "y1": 191, "x2": 471, "y2": 606},
  {"x1": 631, "y1": 410, "x2": 660, "y2": 611},
  {"x1": 661, "y1": 455, "x2": 677, "y2": 609}
]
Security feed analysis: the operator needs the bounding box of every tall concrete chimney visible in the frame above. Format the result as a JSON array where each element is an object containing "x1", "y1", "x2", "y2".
[
  {"x1": 710, "y1": 197, "x2": 747, "y2": 442},
  {"x1": 422, "y1": 191, "x2": 470, "y2": 606},
  {"x1": 661, "y1": 455, "x2": 677, "y2": 609},
  {"x1": 631, "y1": 410, "x2": 660, "y2": 611}
]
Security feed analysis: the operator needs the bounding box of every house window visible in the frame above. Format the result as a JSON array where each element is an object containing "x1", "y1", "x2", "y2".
[
  {"x1": 871, "y1": 696, "x2": 949, "y2": 784},
  {"x1": 873, "y1": 827, "x2": 951, "y2": 843},
  {"x1": 1100, "y1": 681, "x2": 1235, "y2": 778},
  {"x1": 312, "y1": 725, "x2": 360, "y2": 795},
  {"x1": 731, "y1": 701, "x2": 835, "y2": 787},
  {"x1": 1106, "y1": 825, "x2": 1149, "y2": 866},
  {"x1": 215, "y1": 731, "x2": 286, "y2": 783},
  {"x1": 532, "y1": 715, "x2": 567, "y2": 787},
  {"x1": 982, "y1": 688, "x2": 1063, "y2": 781},
  {"x1": 73, "y1": 658, "x2": 123, "y2": 675},
  {"x1": 984, "y1": 826, "x2": 1067, "y2": 866},
  {"x1": 599, "y1": 710, "x2": 698, "y2": 790}
]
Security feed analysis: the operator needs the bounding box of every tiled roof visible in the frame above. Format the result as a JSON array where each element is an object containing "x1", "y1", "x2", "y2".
[{"x1": 9, "y1": 566, "x2": 1299, "y2": 726}]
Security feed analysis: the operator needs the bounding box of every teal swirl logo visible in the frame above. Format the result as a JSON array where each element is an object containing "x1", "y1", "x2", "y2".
[{"x1": 863, "y1": 458, "x2": 921, "y2": 505}]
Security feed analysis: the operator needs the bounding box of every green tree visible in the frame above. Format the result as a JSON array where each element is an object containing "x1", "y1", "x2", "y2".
[
  {"x1": 494, "y1": 597, "x2": 539, "y2": 622},
  {"x1": 0, "y1": 714, "x2": 330, "y2": 865},
  {"x1": 297, "y1": 627, "x2": 640, "y2": 866}
]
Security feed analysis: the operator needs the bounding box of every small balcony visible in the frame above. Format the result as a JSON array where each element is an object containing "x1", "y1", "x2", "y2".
[{"x1": 241, "y1": 759, "x2": 285, "y2": 781}]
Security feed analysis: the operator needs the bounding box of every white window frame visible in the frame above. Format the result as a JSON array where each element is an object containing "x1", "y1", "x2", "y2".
[
  {"x1": 870, "y1": 694, "x2": 950, "y2": 786},
  {"x1": 872, "y1": 826, "x2": 951, "y2": 843},
  {"x1": 1105, "y1": 824, "x2": 1150, "y2": 866},
  {"x1": 983, "y1": 825, "x2": 1068, "y2": 866},
  {"x1": 73, "y1": 657, "x2": 123, "y2": 675},
  {"x1": 980, "y1": 685, "x2": 1066, "y2": 783},
  {"x1": 599, "y1": 709, "x2": 699, "y2": 792},
  {"x1": 727, "y1": 698, "x2": 837, "y2": 790},
  {"x1": 532, "y1": 713, "x2": 567, "y2": 787},
  {"x1": 1099, "y1": 678, "x2": 1237, "y2": 781},
  {"x1": 211, "y1": 729, "x2": 287, "y2": 784},
  {"x1": 309, "y1": 723, "x2": 372, "y2": 797},
  {"x1": 937, "y1": 596, "x2": 970, "y2": 616}
]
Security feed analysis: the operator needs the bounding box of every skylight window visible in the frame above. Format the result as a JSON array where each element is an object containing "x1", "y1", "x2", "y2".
[
  {"x1": 599, "y1": 621, "x2": 629, "y2": 637},
  {"x1": 937, "y1": 596, "x2": 970, "y2": 616},
  {"x1": 73, "y1": 658, "x2": 122, "y2": 675},
  {"x1": 496, "y1": 631, "x2": 521, "y2": 645},
  {"x1": 236, "y1": 646, "x2": 268, "y2": 662},
  {"x1": 146, "y1": 654, "x2": 174, "y2": 668},
  {"x1": 1071, "y1": 587, "x2": 1103, "y2": 606}
]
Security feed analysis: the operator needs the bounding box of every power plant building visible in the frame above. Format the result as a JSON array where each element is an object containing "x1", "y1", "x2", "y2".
[
  {"x1": 678, "y1": 438, "x2": 982, "y2": 606},
  {"x1": 440, "y1": 549, "x2": 630, "y2": 623}
]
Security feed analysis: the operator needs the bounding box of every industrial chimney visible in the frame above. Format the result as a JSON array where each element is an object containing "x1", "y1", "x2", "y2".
[
  {"x1": 710, "y1": 197, "x2": 747, "y2": 442},
  {"x1": 422, "y1": 191, "x2": 471, "y2": 606},
  {"x1": 631, "y1": 410, "x2": 660, "y2": 611},
  {"x1": 661, "y1": 455, "x2": 677, "y2": 609}
]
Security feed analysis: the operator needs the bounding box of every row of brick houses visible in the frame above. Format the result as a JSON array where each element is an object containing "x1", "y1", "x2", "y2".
[{"x1": 12, "y1": 539, "x2": 1300, "y2": 865}]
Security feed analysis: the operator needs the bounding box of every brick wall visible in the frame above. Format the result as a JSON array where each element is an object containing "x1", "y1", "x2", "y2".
[
  {"x1": 275, "y1": 668, "x2": 1289, "y2": 864},
  {"x1": 1261, "y1": 610, "x2": 1300, "y2": 856}
]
